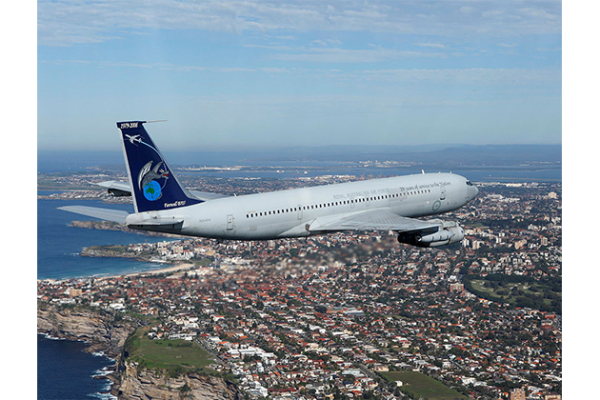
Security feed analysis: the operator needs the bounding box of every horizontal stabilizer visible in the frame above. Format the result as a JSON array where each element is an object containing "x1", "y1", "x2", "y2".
[
  {"x1": 97, "y1": 180, "x2": 132, "y2": 196},
  {"x1": 58, "y1": 206, "x2": 130, "y2": 224},
  {"x1": 188, "y1": 190, "x2": 230, "y2": 201}
]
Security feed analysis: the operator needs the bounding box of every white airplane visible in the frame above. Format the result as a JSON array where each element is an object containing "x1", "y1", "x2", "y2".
[{"x1": 59, "y1": 121, "x2": 478, "y2": 248}]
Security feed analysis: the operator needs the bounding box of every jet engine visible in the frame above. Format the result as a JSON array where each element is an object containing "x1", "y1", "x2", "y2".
[{"x1": 397, "y1": 220, "x2": 465, "y2": 248}]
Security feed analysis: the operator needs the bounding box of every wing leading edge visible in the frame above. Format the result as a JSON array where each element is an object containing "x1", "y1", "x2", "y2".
[{"x1": 307, "y1": 209, "x2": 441, "y2": 234}]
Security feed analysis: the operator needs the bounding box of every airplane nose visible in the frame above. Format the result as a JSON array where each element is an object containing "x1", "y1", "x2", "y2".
[
  {"x1": 465, "y1": 180, "x2": 478, "y2": 201},
  {"x1": 471, "y1": 185, "x2": 479, "y2": 200}
]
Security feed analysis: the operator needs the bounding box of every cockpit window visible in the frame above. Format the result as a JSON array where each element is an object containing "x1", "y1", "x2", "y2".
[{"x1": 466, "y1": 181, "x2": 473, "y2": 186}]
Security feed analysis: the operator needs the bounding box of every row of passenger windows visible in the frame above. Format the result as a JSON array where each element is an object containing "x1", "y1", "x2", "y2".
[{"x1": 245, "y1": 189, "x2": 432, "y2": 218}]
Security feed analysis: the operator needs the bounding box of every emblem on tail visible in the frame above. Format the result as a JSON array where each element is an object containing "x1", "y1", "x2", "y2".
[{"x1": 139, "y1": 161, "x2": 169, "y2": 201}]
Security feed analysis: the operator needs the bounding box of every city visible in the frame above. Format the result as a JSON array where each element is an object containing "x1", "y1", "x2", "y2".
[{"x1": 38, "y1": 173, "x2": 561, "y2": 400}]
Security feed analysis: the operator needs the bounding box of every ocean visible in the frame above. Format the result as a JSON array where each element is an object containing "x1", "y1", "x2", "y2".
[{"x1": 37, "y1": 334, "x2": 116, "y2": 400}]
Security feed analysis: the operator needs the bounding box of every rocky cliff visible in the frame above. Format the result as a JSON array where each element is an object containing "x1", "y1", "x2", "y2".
[
  {"x1": 117, "y1": 361, "x2": 240, "y2": 400},
  {"x1": 37, "y1": 302, "x2": 136, "y2": 357},
  {"x1": 37, "y1": 303, "x2": 240, "y2": 400}
]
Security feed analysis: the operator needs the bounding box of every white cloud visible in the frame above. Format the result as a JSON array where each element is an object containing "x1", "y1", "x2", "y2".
[
  {"x1": 38, "y1": 0, "x2": 562, "y2": 47},
  {"x1": 482, "y1": 10, "x2": 504, "y2": 18},
  {"x1": 415, "y1": 43, "x2": 446, "y2": 49},
  {"x1": 39, "y1": 56, "x2": 560, "y2": 89},
  {"x1": 311, "y1": 39, "x2": 342, "y2": 47},
  {"x1": 358, "y1": 68, "x2": 561, "y2": 86},
  {"x1": 272, "y1": 47, "x2": 449, "y2": 63}
]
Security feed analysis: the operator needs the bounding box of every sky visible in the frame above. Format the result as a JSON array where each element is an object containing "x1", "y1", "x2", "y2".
[{"x1": 35, "y1": 0, "x2": 562, "y2": 151}]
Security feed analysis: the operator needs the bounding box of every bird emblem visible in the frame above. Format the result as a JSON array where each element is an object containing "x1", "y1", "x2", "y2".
[{"x1": 138, "y1": 161, "x2": 170, "y2": 201}]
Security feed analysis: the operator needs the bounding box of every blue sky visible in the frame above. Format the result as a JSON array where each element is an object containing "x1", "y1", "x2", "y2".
[{"x1": 36, "y1": 0, "x2": 562, "y2": 151}]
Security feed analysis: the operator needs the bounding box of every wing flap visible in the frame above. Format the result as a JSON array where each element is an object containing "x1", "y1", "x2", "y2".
[
  {"x1": 58, "y1": 206, "x2": 130, "y2": 224},
  {"x1": 309, "y1": 209, "x2": 440, "y2": 234}
]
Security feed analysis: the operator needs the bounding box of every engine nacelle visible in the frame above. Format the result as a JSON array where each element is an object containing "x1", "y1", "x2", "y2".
[
  {"x1": 397, "y1": 220, "x2": 465, "y2": 248},
  {"x1": 107, "y1": 188, "x2": 131, "y2": 197}
]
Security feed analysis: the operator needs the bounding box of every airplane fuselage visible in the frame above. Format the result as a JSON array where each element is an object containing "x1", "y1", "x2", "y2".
[
  {"x1": 60, "y1": 121, "x2": 478, "y2": 248},
  {"x1": 126, "y1": 172, "x2": 477, "y2": 240}
]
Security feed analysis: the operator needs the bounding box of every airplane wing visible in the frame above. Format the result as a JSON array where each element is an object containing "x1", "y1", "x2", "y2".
[
  {"x1": 307, "y1": 209, "x2": 441, "y2": 234},
  {"x1": 96, "y1": 180, "x2": 230, "y2": 201}
]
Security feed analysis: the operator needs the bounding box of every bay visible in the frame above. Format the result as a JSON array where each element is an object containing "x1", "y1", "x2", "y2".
[{"x1": 37, "y1": 195, "x2": 176, "y2": 280}]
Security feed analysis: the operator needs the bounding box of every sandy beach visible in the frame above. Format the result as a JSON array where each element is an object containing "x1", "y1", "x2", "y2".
[{"x1": 123, "y1": 262, "x2": 196, "y2": 277}]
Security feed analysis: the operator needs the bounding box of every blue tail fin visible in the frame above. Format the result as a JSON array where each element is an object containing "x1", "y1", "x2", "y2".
[{"x1": 117, "y1": 121, "x2": 202, "y2": 213}]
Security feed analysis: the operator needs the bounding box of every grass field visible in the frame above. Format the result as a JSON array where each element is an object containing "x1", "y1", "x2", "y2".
[
  {"x1": 381, "y1": 370, "x2": 467, "y2": 400},
  {"x1": 125, "y1": 327, "x2": 215, "y2": 376},
  {"x1": 470, "y1": 279, "x2": 560, "y2": 310}
]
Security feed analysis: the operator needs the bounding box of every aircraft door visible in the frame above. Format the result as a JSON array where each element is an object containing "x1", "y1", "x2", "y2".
[
  {"x1": 297, "y1": 205, "x2": 303, "y2": 220},
  {"x1": 227, "y1": 214, "x2": 234, "y2": 230},
  {"x1": 440, "y1": 186, "x2": 447, "y2": 200}
]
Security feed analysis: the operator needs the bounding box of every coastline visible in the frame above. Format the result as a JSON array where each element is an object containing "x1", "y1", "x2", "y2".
[
  {"x1": 37, "y1": 303, "x2": 138, "y2": 399},
  {"x1": 37, "y1": 302, "x2": 241, "y2": 400},
  {"x1": 37, "y1": 261, "x2": 198, "y2": 397}
]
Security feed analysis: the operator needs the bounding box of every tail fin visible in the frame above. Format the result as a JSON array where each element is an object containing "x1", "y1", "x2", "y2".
[{"x1": 117, "y1": 121, "x2": 202, "y2": 213}]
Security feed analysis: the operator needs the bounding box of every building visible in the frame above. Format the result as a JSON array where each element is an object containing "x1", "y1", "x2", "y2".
[
  {"x1": 510, "y1": 388, "x2": 526, "y2": 400},
  {"x1": 449, "y1": 282, "x2": 464, "y2": 293}
]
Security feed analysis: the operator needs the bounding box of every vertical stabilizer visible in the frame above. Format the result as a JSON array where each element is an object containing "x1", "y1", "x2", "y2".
[{"x1": 117, "y1": 121, "x2": 202, "y2": 213}]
